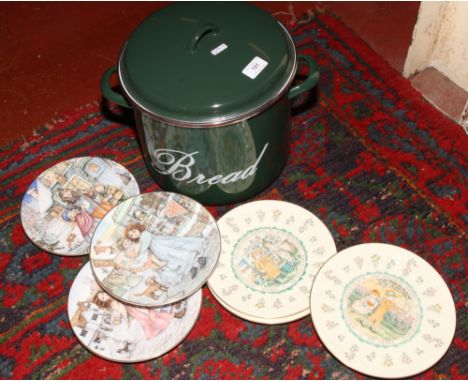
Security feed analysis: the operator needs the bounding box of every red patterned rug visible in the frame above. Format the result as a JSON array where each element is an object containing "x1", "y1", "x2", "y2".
[{"x1": 0, "y1": 12, "x2": 466, "y2": 379}]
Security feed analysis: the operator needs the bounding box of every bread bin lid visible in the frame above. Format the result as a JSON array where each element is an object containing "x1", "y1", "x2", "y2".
[{"x1": 118, "y1": 2, "x2": 297, "y2": 127}]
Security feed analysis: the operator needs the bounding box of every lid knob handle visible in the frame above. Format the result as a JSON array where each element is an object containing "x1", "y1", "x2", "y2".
[{"x1": 188, "y1": 23, "x2": 220, "y2": 53}]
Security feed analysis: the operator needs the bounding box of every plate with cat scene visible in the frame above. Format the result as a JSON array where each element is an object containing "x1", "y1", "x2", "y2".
[
  {"x1": 90, "y1": 192, "x2": 220, "y2": 307},
  {"x1": 68, "y1": 262, "x2": 202, "y2": 363},
  {"x1": 310, "y1": 243, "x2": 456, "y2": 379}
]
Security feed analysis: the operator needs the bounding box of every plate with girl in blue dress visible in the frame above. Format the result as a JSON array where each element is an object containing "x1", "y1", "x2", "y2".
[{"x1": 90, "y1": 192, "x2": 220, "y2": 307}]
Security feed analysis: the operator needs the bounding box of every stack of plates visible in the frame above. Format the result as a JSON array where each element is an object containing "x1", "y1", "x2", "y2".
[
  {"x1": 207, "y1": 200, "x2": 336, "y2": 325},
  {"x1": 21, "y1": 157, "x2": 221, "y2": 363}
]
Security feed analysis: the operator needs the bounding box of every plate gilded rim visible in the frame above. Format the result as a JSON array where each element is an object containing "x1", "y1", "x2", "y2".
[{"x1": 309, "y1": 242, "x2": 456, "y2": 379}]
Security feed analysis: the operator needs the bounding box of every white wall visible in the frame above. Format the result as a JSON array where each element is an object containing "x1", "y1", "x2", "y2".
[{"x1": 404, "y1": 2, "x2": 468, "y2": 91}]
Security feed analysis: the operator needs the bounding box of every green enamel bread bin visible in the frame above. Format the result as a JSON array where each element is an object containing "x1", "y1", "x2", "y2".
[{"x1": 101, "y1": 2, "x2": 319, "y2": 205}]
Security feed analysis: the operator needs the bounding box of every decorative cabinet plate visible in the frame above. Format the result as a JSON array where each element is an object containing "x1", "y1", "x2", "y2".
[
  {"x1": 21, "y1": 157, "x2": 140, "y2": 256},
  {"x1": 68, "y1": 262, "x2": 201, "y2": 363},
  {"x1": 310, "y1": 243, "x2": 456, "y2": 379},
  {"x1": 208, "y1": 200, "x2": 336, "y2": 324},
  {"x1": 90, "y1": 192, "x2": 220, "y2": 307}
]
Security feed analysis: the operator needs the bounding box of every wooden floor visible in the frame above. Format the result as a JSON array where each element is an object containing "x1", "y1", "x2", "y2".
[{"x1": 0, "y1": 1, "x2": 421, "y2": 146}]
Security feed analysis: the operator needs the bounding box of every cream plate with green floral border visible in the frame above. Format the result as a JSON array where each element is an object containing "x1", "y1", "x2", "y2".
[
  {"x1": 90, "y1": 192, "x2": 220, "y2": 307},
  {"x1": 208, "y1": 200, "x2": 337, "y2": 324},
  {"x1": 310, "y1": 243, "x2": 456, "y2": 379},
  {"x1": 68, "y1": 262, "x2": 202, "y2": 363}
]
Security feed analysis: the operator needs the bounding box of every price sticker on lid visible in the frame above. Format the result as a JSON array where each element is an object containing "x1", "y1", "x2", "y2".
[
  {"x1": 211, "y1": 43, "x2": 228, "y2": 56},
  {"x1": 242, "y1": 56, "x2": 268, "y2": 79}
]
